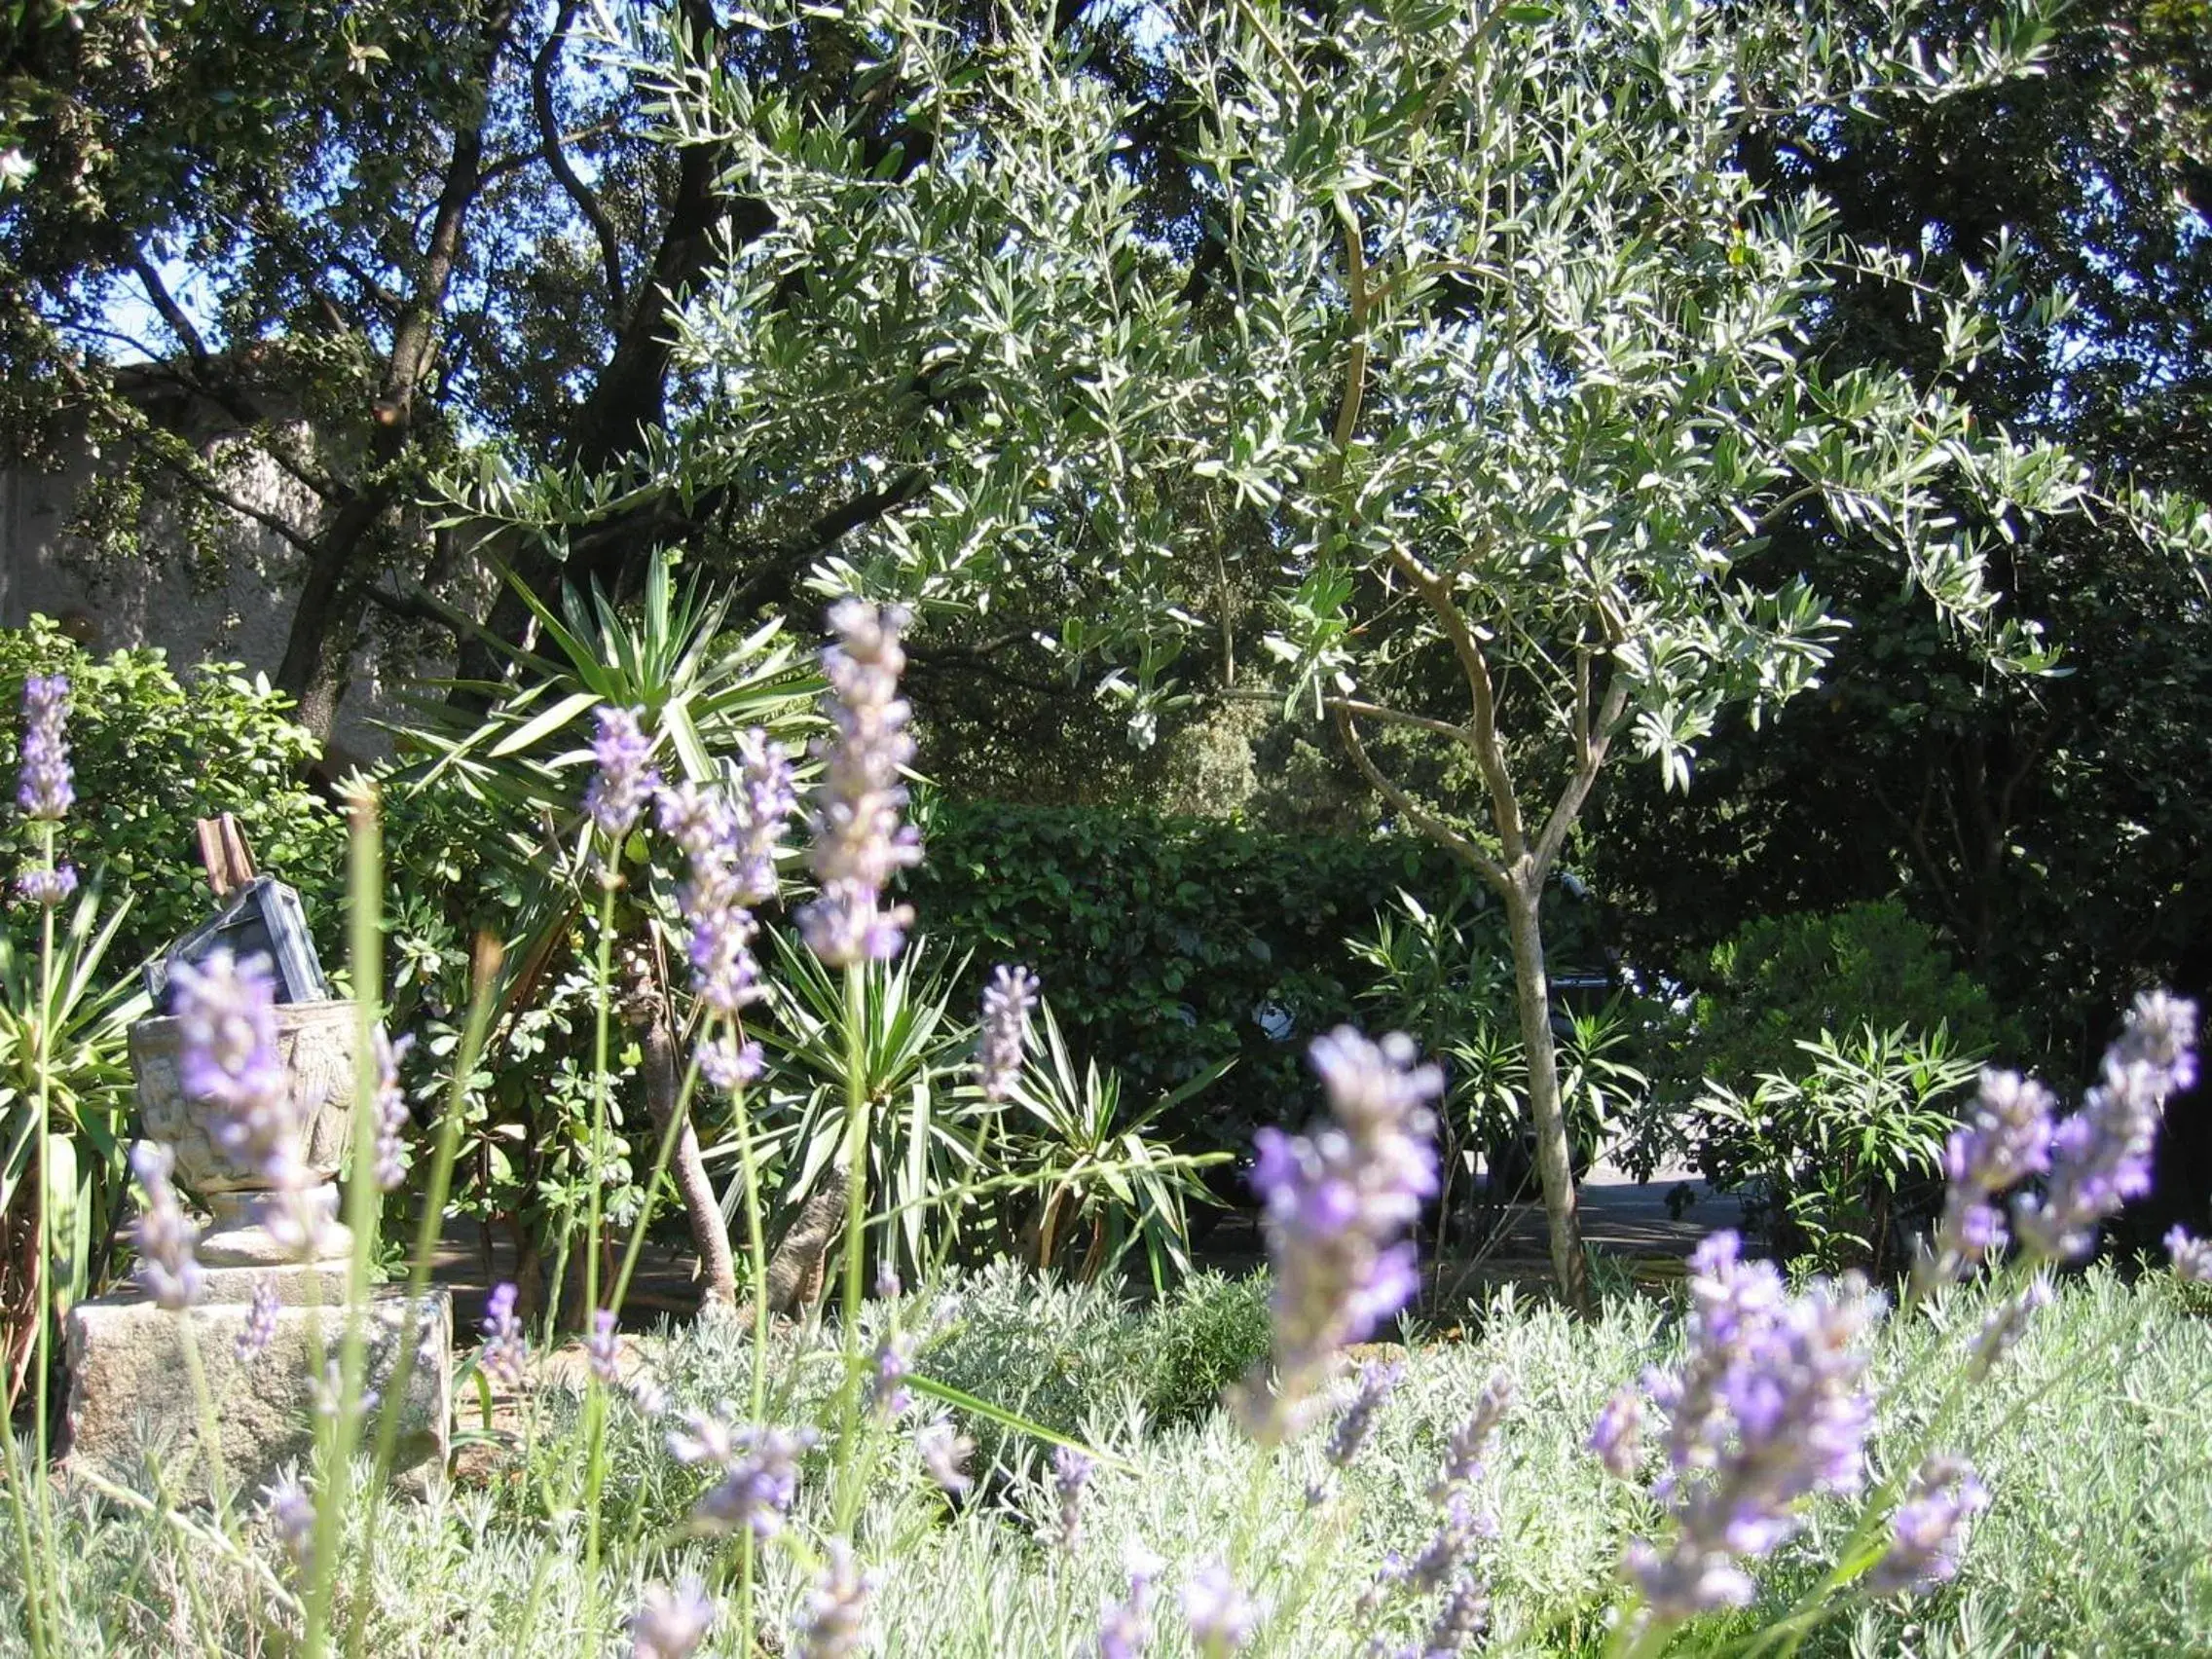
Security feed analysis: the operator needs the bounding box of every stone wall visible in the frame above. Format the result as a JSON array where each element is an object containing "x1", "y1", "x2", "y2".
[{"x1": 0, "y1": 371, "x2": 447, "y2": 767}]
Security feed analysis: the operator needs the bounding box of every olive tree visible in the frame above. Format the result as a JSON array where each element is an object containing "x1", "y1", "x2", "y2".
[{"x1": 483, "y1": 0, "x2": 2207, "y2": 1305}]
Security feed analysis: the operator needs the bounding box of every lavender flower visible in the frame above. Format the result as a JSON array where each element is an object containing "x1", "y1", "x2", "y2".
[
  {"x1": 672, "y1": 1412, "x2": 816, "y2": 1538},
  {"x1": 796, "y1": 600, "x2": 921, "y2": 966},
  {"x1": 730, "y1": 727, "x2": 797, "y2": 904},
  {"x1": 1588, "y1": 1384, "x2": 1644, "y2": 1480},
  {"x1": 1430, "y1": 1370, "x2": 1514, "y2": 1499},
  {"x1": 587, "y1": 1309, "x2": 622, "y2": 1386},
  {"x1": 262, "y1": 1476, "x2": 317, "y2": 1577},
  {"x1": 1324, "y1": 1359, "x2": 1404, "y2": 1470},
  {"x1": 2165, "y1": 1227, "x2": 2212, "y2": 1284},
  {"x1": 480, "y1": 1281, "x2": 528, "y2": 1390},
  {"x1": 867, "y1": 1328, "x2": 912, "y2": 1419},
  {"x1": 1183, "y1": 1560, "x2": 1256, "y2": 1659},
  {"x1": 1049, "y1": 1444, "x2": 1094, "y2": 1549},
  {"x1": 129, "y1": 1142, "x2": 203, "y2": 1311},
  {"x1": 699, "y1": 1035, "x2": 764, "y2": 1092},
  {"x1": 1968, "y1": 1275, "x2": 2051, "y2": 1378},
  {"x1": 1622, "y1": 1232, "x2": 1877, "y2": 1625},
  {"x1": 1097, "y1": 1542, "x2": 1162, "y2": 1659},
  {"x1": 1236, "y1": 1027, "x2": 1441, "y2": 1444},
  {"x1": 313, "y1": 1356, "x2": 380, "y2": 1422},
  {"x1": 370, "y1": 1029, "x2": 414, "y2": 1193},
  {"x1": 169, "y1": 948, "x2": 337, "y2": 1253},
  {"x1": 170, "y1": 950, "x2": 292, "y2": 1176},
  {"x1": 17, "y1": 673, "x2": 73, "y2": 821},
  {"x1": 794, "y1": 1539, "x2": 877, "y2": 1659},
  {"x1": 412, "y1": 1294, "x2": 444, "y2": 1372},
  {"x1": 1916, "y1": 1069, "x2": 2056, "y2": 1291},
  {"x1": 583, "y1": 705, "x2": 659, "y2": 845},
  {"x1": 1871, "y1": 1456, "x2": 1988, "y2": 1595},
  {"x1": 628, "y1": 1576, "x2": 715, "y2": 1659},
  {"x1": 14, "y1": 864, "x2": 76, "y2": 908},
  {"x1": 236, "y1": 1275, "x2": 279, "y2": 1363},
  {"x1": 2013, "y1": 992, "x2": 2199, "y2": 1261},
  {"x1": 1419, "y1": 1572, "x2": 1492, "y2": 1656},
  {"x1": 656, "y1": 779, "x2": 769, "y2": 1017},
  {"x1": 1404, "y1": 1491, "x2": 1492, "y2": 1598},
  {"x1": 977, "y1": 965, "x2": 1041, "y2": 1101},
  {"x1": 916, "y1": 1417, "x2": 976, "y2": 1496},
  {"x1": 627, "y1": 1373, "x2": 671, "y2": 1419},
  {"x1": 685, "y1": 894, "x2": 765, "y2": 1016},
  {"x1": 665, "y1": 1405, "x2": 739, "y2": 1466}
]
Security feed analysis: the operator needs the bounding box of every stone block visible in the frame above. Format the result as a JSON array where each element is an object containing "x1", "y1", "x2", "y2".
[{"x1": 62, "y1": 1286, "x2": 450, "y2": 1501}]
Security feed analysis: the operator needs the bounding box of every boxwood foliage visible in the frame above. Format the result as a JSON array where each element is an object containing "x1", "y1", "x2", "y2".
[{"x1": 906, "y1": 796, "x2": 1609, "y2": 1167}]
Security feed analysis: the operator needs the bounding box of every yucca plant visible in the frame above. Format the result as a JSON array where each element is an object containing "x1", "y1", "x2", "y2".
[
  {"x1": 0, "y1": 881, "x2": 145, "y2": 1410},
  {"x1": 386, "y1": 548, "x2": 819, "y2": 1315},
  {"x1": 393, "y1": 546, "x2": 818, "y2": 934},
  {"x1": 748, "y1": 928, "x2": 995, "y2": 1285},
  {"x1": 1005, "y1": 1001, "x2": 1227, "y2": 1293}
]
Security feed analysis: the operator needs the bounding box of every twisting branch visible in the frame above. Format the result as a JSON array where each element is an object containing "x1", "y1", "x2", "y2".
[
  {"x1": 1531, "y1": 671, "x2": 1631, "y2": 876},
  {"x1": 1382, "y1": 543, "x2": 1529, "y2": 863},
  {"x1": 534, "y1": 0, "x2": 627, "y2": 316},
  {"x1": 1318, "y1": 695, "x2": 1471, "y2": 743},
  {"x1": 140, "y1": 441, "x2": 318, "y2": 556},
  {"x1": 1333, "y1": 702, "x2": 1511, "y2": 894}
]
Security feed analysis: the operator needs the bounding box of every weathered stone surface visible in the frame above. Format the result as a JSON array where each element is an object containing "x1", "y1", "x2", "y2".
[
  {"x1": 193, "y1": 1263, "x2": 351, "y2": 1305},
  {"x1": 62, "y1": 1286, "x2": 450, "y2": 1500},
  {"x1": 129, "y1": 999, "x2": 360, "y2": 1197}
]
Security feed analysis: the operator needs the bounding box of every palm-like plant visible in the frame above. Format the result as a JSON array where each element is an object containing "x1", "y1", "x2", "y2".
[
  {"x1": 396, "y1": 548, "x2": 818, "y2": 893},
  {"x1": 748, "y1": 930, "x2": 995, "y2": 1285},
  {"x1": 387, "y1": 548, "x2": 819, "y2": 1309},
  {"x1": 0, "y1": 883, "x2": 145, "y2": 1406},
  {"x1": 1005, "y1": 1002, "x2": 1227, "y2": 1292}
]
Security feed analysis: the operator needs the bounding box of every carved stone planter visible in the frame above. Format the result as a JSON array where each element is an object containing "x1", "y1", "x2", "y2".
[{"x1": 128, "y1": 998, "x2": 360, "y2": 1265}]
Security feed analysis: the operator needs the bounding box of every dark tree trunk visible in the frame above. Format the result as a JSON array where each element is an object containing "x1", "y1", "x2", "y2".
[{"x1": 272, "y1": 2, "x2": 516, "y2": 742}]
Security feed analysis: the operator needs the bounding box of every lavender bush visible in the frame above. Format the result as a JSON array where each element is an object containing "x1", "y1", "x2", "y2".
[{"x1": 6, "y1": 594, "x2": 2209, "y2": 1659}]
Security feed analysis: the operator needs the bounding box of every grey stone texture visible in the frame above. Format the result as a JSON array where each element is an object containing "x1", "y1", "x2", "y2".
[
  {"x1": 129, "y1": 999, "x2": 359, "y2": 1198},
  {"x1": 62, "y1": 1283, "x2": 451, "y2": 1501}
]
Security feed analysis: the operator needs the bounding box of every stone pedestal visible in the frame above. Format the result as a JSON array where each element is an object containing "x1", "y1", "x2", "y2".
[
  {"x1": 69, "y1": 998, "x2": 453, "y2": 1502},
  {"x1": 129, "y1": 998, "x2": 360, "y2": 1265},
  {"x1": 62, "y1": 1282, "x2": 452, "y2": 1500}
]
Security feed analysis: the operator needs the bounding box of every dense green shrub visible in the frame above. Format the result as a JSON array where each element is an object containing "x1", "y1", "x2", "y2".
[
  {"x1": 906, "y1": 798, "x2": 1610, "y2": 1163},
  {"x1": 0, "y1": 619, "x2": 348, "y2": 975},
  {"x1": 1669, "y1": 899, "x2": 2014, "y2": 1097}
]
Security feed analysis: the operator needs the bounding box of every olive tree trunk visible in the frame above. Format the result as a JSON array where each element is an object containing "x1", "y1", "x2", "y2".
[{"x1": 1502, "y1": 873, "x2": 1589, "y2": 1311}]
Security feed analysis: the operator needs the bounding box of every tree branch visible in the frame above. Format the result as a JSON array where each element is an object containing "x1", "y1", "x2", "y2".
[
  {"x1": 1330, "y1": 199, "x2": 1370, "y2": 459},
  {"x1": 1382, "y1": 543, "x2": 1529, "y2": 862},
  {"x1": 534, "y1": 0, "x2": 627, "y2": 316},
  {"x1": 361, "y1": 580, "x2": 466, "y2": 633},
  {"x1": 727, "y1": 469, "x2": 930, "y2": 609},
  {"x1": 126, "y1": 255, "x2": 209, "y2": 364},
  {"x1": 141, "y1": 442, "x2": 318, "y2": 556},
  {"x1": 1319, "y1": 695, "x2": 1471, "y2": 743},
  {"x1": 1333, "y1": 702, "x2": 1511, "y2": 894},
  {"x1": 1531, "y1": 671, "x2": 1631, "y2": 876}
]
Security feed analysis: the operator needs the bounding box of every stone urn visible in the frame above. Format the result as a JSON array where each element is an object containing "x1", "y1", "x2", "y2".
[{"x1": 128, "y1": 998, "x2": 361, "y2": 1265}]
